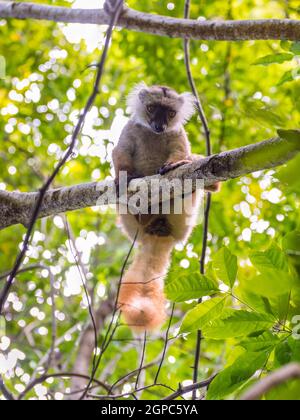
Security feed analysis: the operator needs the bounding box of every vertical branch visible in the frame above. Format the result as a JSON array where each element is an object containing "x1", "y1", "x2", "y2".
[
  {"x1": 219, "y1": 1, "x2": 233, "y2": 151},
  {"x1": 63, "y1": 217, "x2": 99, "y2": 397},
  {"x1": 135, "y1": 331, "x2": 147, "y2": 391},
  {"x1": 183, "y1": 0, "x2": 212, "y2": 399},
  {"x1": 43, "y1": 267, "x2": 57, "y2": 374},
  {"x1": 219, "y1": 43, "x2": 232, "y2": 150},
  {"x1": 154, "y1": 303, "x2": 175, "y2": 384},
  {"x1": 183, "y1": 1, "x2": 211, "y2": 156},
  {"x1": 80, "y1": 229, "x2": 138, "y2": 399}
]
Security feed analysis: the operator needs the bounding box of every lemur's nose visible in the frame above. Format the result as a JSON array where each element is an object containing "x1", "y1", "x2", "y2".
[{"x1": 154, "y1": 124, "x2": 164, "y2": 133}]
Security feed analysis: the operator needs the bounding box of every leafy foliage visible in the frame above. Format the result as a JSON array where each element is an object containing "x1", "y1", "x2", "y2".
[
  {"x1": 212, "y1": 246, "x2": 238, "y2": 288},
  {"x1": 165, "y1": 273, "x2": 219, "y2": 302}
]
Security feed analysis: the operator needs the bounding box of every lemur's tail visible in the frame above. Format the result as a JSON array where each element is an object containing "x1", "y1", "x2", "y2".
[{"x1": 118, "y1": 235, "x2": 174, "y2": 331}]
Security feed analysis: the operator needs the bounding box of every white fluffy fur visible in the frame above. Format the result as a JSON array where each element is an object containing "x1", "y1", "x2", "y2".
[
  {"x1": 126, "y1": 82, "x2": 148, "y2": 113},
  {"x1": 127, "y1": 83, "x2": 196, "y2": 127},
  {"x1": 179, "y1": 92, "x2": 196, "y2": 123}
]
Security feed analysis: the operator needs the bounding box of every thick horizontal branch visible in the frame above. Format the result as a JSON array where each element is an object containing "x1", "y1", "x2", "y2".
[
  {"x1": 0, "y1": 135, "x2": 299, "y2": 231},
  {"x1": 0, "y1": 2, "x2": 299, "y2": 41}
]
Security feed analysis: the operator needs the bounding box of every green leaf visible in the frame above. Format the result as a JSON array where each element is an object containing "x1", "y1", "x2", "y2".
[
  {"x1": 290, "y1": 42, "x2": 300, "y2": 55},
  {"x1": 206, "y1": 352, "x2": 269, "y2": 400},
  {"x1": 280, "y1": 40, "x2": 291, "y2": 51},
  {"x1": 250, "y1": 244, "x2": 290, "y2": 273},
  {"x1": 276, "y1": 293, "x2": 292, "y2": 321},
  {"x1": 165, "y1": 273, "x2": 219, "y2": 302},
  {"x1": 202, "y1": 310, "x2": 274, "y2": 339},
  {"x1": 0, "y1": 55, "x2": 5, "y2": 79},
  {"x1": 277, "y1": 69, "x2": 300, "y2": 86},
  {"x1": 245, "y1": 270, "x2": 296, "y2": 298},
  {"x1": 277, "y1": 129, "x2": 300, "y2": 142},
  {"x1": 244, "y1": 101, "x2": 286, "y2": 128},
  {"x1": 213, "y1": 247, "x2": 238, "y2": 288},
  {"x1": 180, "y1": 297, "x2": 227, "y2": 333},
  {"x1": 275, "y1": 337, "x2": 300, "y2": 366},
  {"x1": 275, "y1": 341, "x2": 294, "y2": 366},
  {"x1": 277, "y1": 154, "x2": 300, "y2": 193},
  {"x1": 253, "y1": 53, "x2": 293, "y2": 65},
  {"x1": 0, "y1": 317, "x2": 5, "y2": 337},
  {"x1": 240, "y1": 332, "x2": 279, "y2": 352},
  {"x1": 282, "y1": 231, "x2": 300, "y2": 257},
  {"x1": 265, "y1": 380, "x2": 300, "y2": 400}
]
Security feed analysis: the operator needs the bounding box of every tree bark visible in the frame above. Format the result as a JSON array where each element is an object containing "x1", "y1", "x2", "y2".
[
  {"x1": 0, "y1": 2, "x2": 299, "y2": 41},
  {"x1": 240, "y1": 363, "x2": 300, "y2": 400},
  {"x1": 0, "y1": 135, "x2": 299, "y2": 231}
]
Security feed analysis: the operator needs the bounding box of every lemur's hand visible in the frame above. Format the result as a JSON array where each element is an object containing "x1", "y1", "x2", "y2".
[{"x1": 158, "y1": 160, "x2": 192, "y2": 176}]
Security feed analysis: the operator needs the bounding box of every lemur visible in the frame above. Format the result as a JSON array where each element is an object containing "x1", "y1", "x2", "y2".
[{"x1": 112, "y1": 83, "x2": 219, "y2": 331}]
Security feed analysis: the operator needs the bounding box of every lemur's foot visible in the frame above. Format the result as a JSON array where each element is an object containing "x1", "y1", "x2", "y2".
[{"x1": 158, "y1": 160, "x2": 192, "y2": 176}]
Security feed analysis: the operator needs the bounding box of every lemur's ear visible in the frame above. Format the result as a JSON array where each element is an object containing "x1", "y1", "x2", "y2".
[
  {"x1": 138, "y1": 89, "x2": 149, "y2": 104},
  {"x1": 179, "y1": 92, "x2": 196, "y2": 123},
  {"x1": 127, "y1": 82, "x2": 149, "y2": 111}
]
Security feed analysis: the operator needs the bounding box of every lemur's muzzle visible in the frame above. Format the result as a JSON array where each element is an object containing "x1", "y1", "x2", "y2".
[{"x1": 150, "y1": 107, "x2": 168, "y2": 133}]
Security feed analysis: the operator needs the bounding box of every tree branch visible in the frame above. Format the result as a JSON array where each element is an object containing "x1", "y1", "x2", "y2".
[
  {"x1": 162, "y1": 374, "x2": 216, "y2": 400},
  {"x1": 0, "y1": 2, "x2": 299, "y2": 41},
  {"x1": 70, "y1": 297, "x2": 115, "y2": 398},
  {"x1": 240, "y1": 363, "x2": 300, "y2": 400},
  {"x1": 0, "y1": 135, "x2": 299, "y2": 231},
  {"x1": 0, "y1": 375, "x2": 15, "y2": 400}
]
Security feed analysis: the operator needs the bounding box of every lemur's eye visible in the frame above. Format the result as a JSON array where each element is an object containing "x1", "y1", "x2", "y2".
[
  {"x1": 147, "y1": 105, "x2": 155, "y2": 113},
  {"x1": 168, "y1": 110, "x2": 177, "y2": 119}
]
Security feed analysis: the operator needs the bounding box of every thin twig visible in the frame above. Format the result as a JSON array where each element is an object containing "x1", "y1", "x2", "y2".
[
  {"x1": 219, "y1": 44, "x2": 232, "y2": 150},
  {"x1": 64, "y1": 217, "x2": 98, "y2": 396},
  {"x1": 162, "y1": 374, "x2": 217, "y2": 400},
  {"x1": 17, "y1": 372, "x2": 110, "y2": 400},
  {"x1": 154, "y1": 303, "x2": 175, "y2": 384},
  {"x1": 183, "y1": 0, "x2": 212, "y2": 399},
  {"x1": 219, "y1": 1, "x2": 233, "y2": 151},
  {"x1": 88, "y1": 383, "x2": 176, "y2": 400},
  {"x1": 0, "y1": 264, "x2": 44, "y2": 281},
  {"x1": 80, "y1": 228, "x2": 138, "y2": 399},
  {"x1": 43, "y1": 267, "x2": 57, "y2": 373},
  {"x1": 0, "y1": 376, "x2": 15, "y2": 400},
  {"x1": 108, "y1": 331, "x2": 182, "y2": 394},
  {"x1": 183, "y1": 1, "x2": 211, "y2": 155},
  {"x1": 135, "y1": 331, "x2": 147, "y2": 391}
]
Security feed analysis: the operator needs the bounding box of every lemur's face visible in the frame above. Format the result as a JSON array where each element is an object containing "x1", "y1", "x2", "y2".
[
  {"x1": 127, "y1": 84, "x2": 195, "y2": 134},
  {"x1": 144, "y1": 102, "x2": 177, "y2": 134}
]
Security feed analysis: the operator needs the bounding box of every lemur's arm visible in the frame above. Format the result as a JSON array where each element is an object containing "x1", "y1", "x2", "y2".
[
  {"x1": 158, "y1": 138, "x2": 192, "y2": 175},
  {"x1": 112, "y1": 127, "x2": 142, "y2": 184}
]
